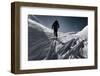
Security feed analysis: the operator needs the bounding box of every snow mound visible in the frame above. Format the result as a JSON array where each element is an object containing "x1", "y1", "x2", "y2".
[{"x1": 76, "y1": 26, "x2": 88, "y2": 40}]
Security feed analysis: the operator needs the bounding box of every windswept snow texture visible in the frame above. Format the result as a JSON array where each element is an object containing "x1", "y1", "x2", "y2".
[{"x1": 28, "y1": 17, "x2": 88, "y2": 61}]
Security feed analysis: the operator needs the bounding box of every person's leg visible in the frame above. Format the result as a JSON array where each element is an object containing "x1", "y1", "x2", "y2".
[
  {"x1": 55, "y1": 29, "x2": 58, "y2": 38},
  {"x1": 55, "y1": 32, "x2": 58, "y2": 37},
  {"x1": 54, "y1": 29, "x2": 58, "y2": 38},
  {"x1": 54, "y1": 31, "x2": 57, "y2": 37}
]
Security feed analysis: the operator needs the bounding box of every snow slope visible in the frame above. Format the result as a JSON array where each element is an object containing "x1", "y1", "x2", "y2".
[
  {"x1": 76, "y1": 25, "x2": 88, "y2": 40},
  {"x1": 28, "y1": 18, "x2": 88, "y2": 60}
]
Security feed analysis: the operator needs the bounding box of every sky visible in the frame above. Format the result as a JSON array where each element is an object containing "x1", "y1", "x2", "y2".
[{"x1": 28, "y1": 15, "x2": 88, "y2": 33}]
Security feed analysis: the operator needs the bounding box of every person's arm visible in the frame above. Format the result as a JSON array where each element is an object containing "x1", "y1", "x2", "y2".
[
  {"x1": 52, "y1": 21, "x2": 55, "y2": 29},
  {"x1": 57, "y1": 22, "x2": 60, "y2": 28}
]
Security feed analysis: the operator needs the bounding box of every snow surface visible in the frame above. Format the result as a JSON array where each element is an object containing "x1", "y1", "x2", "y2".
[
  {"x1": 28, "y1": 18, "x2": 88, "y2": 60},
  {"x1": 76, "y1": 25, "x2": 88, "y2": 40}
]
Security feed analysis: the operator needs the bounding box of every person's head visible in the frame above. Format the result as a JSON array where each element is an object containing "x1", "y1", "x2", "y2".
[{"x1": 55, "y1": 20, "x2": 58, "y2": 23}]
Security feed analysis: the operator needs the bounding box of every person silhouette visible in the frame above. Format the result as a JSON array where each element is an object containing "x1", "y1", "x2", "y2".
[{"x1": 52, "y1": 20, "x2": 60, "y2": 38}]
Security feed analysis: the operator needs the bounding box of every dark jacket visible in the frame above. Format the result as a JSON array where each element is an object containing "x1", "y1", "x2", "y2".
[{"x1": 52, "y1": 20, "x2": 60, "y2": 30}]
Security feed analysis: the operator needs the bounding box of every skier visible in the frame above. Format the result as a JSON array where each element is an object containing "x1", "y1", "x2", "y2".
[{"x1": 52, "y1": 20, "x2": 60, "y2": 38}]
